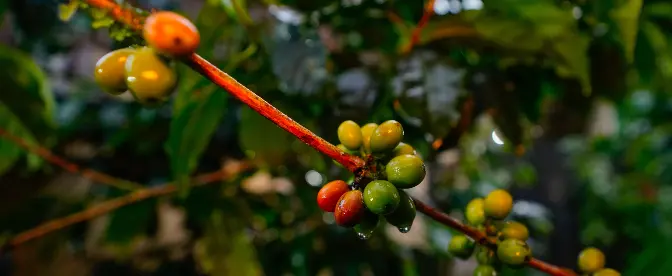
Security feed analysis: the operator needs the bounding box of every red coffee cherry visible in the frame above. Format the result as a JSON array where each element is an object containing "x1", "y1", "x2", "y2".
[
  {"x1": 143, "y1": 11, "x2": 200, "y2": 57},
  {"x1": 334, "y1": 190, "x2": 365, "y2": 228},
  {"x1": 317, "y1": 180, "x2": 350, "y2": 212}
]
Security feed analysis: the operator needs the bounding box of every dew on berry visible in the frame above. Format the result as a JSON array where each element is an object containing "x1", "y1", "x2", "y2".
[
  {"x1": 143, "y1": 11, "x2": 200, "y2": 57},
  {"x1": 354, "y1": 209, "x2": 379, "y2": 240},
  {"x1": 397, "y1": 226, "x2": 411, "y2": 233},
  {"x1": 385, "y1": 190, "x2": 416, "y2": 230},
  {"x1": 385, "y1": 154, "x2": 426, "y2": 189}
]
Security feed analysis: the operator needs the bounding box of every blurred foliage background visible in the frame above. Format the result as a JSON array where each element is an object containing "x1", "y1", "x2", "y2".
[{"x1": 0, "y1": 0, "x2": 671, "y2": 275}]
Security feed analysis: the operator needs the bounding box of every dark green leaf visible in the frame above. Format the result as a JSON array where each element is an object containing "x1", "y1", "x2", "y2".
[
  {"x1": 104, "y1": 197, "x2": 157, "y2": 244},
  {"x1": 239, "y1": 103, "x2": 294, "y2": 168}
]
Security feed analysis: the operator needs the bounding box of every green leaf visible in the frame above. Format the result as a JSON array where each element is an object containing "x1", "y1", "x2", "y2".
[
  {"x1": 239, "y1": 103, "x2": 295, "y2": 168},
  {"x1": 0, "y1": 102, "x2": 40, "y2": 175},
  {"x1": 166, "y1": 84, "x2": 228, "y2": 197},
  {"x1": 104, "y1": 196, "x2": 157, "y2": 244},
  {"x1": 610, "y1": 0, "x2": 644, "y2": 64},
  {"x1": 551, "y1": 32, "x2": 592, "y2": 95},
  {"x1": 643, "y1": 2, "x2": 672, "y2": 19},
  {"x1": 58, "y1": 0, "x2": 80, "y2": 22}
]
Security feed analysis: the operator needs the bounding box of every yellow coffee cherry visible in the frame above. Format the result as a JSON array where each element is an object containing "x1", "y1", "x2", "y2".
[
  {"x1": 484, "y1": 189, "x2": 513, "y2": 219},
  {"x1": 577, "y1": 247, "x2": 605, "y2": 273},
  {"x1": 337, "y1": 120, "x2": 363, "y2": 150}
]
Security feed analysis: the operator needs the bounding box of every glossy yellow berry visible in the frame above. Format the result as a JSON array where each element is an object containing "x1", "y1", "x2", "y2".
[
  {"x1": 94, "y1": 48, "x2": 135, "y2": 95},
  {"x1": 499, "y1": 221, "x2": 529, "y2": 241},
  {"x1": 124, "y1": 47, "x2": 177, "y2": 106},
  {"x1": 594, "y1": 268, "x2": 620, "y2": 276},
  {"x1": 465, "y1": 198, "x2": 486, "y2": 226},
  {"x1": 337, "y1": 120, "x2": 363, "y2": 150},
  {"x1": 369, "y1": 120, "x2": 403, "y2": 154},
  {"x1": 143, "y1": 11, "x2": 200, "y2": 57},
  {"x1": 578, "y1": 247, "x2": 605, "y2": 273},
  {"x1": 484, "y1": 189, "x2": 513, "y2": 219},
  {"x1": 360, "y1": 123, "x2": 378, "y2": 153},
  {"x1": 393, "y1": 142, "x2": 416, "y2": 156}
]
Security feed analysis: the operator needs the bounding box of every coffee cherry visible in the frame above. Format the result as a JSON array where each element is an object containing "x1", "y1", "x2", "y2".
[
  {"x1": 594, "y1": 268, "x2": 620, "y2": 276},
  {"x1": 393, "y1": 142, "x2": 416, "y2": 156},
  {"x1": 94, "y1": 48, "x2": 135, "y2": 95},
  {"x1": 385, "y1": 190, "x2": 416, "y2": 231},
  {"x1": 360, "y1": 123, "x2": 378, "y2": 154},
  {"x1": 354, "y1": 209, "x2": 380, "y2": 240},
  {"x1": 316, "y1": 180, "x2": 350, "y2": 212},
  {"x1": 338, "y1": 120, "x2": 363, "y2": 151},
  {"x1": 363, "y1": 180, "x2": 400, "y2": 215},
  {"x1": 448, "y1": 234, "x2": 475, "y2": 259},
  {"x1": 499, "y1": 221, "x2": 529, "y2": 241},
  {"x1": 334, "y1": 190, "x2": 365, "y2": 228},
  {"x1": 124, "y1": 47, "x2": 177, "y2": 106},
  {"x1": 385, "y1": 154, "x2": 426, "y2": 189},
  {"x1": 465, "y1": 198, "x2": 486, "y2": 226},
  {"x1": 473, "y1": 265, "x2": 497, "y2": 276},
  {"x1": 577, "y1": 247, "x2": 605, "y2": 273},
  {"x1": 496, "y1": 239, "x2": 531, "y2": 266},
  {"x1": 143, "y1": 11, "x2": 200, "y2": 57},
  {"x1": 484, "y1": 189, "x2": 513, "y2": 219},
  {"x1": 476, "y1": 246, "x2": 497, "y2": 265},
  {"x1": 369, "y1": 120, "x2": 404, "y2": 154}
]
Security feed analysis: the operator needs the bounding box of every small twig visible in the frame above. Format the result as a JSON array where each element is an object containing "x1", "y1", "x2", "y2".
[
  {"x1": 2, "y1": 162, "x2": 251, "y2": 251},
  {"x1": 0, "y1": 128, "x2": 143, "y2": 191},
  {"x1": 403, "y1": 0, "x2": 437, "y2": 54}
]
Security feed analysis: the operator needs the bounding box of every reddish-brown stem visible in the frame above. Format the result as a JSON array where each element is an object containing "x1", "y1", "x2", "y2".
[
  {"x1": 2, "y1": 162, "x2": 251, "y2": 251},
  {"x1": 404, "y1": 0, "x2": 436, "y2": 54},
  {"x1": 0, "y1": 128, "x2": 143, "y2": 191},
  {"x1": 67, "y1": 1, "x2": 575, "y2": 275}
]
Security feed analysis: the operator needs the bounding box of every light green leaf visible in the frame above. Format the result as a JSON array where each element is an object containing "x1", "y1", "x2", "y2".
[
  {"x1": 58, "y1": 1, "x2": 80, "y2": 22},
  {"x1": 643, "y1": 2, "x2": 672, "y2": 19},
  {"x1": 166, "y1": 83, "x2": 228, "y2": 197},
  {"x1": 0, "y1": 102, "x2": 40, "y2": 175},
  {"x1": 552, "y1": 32, "x2": 592, "y2": 95},
  {"x1": 610, "y1": 0, "x2": 644, "y2": 63},
  {"x1": 640, "y1": 21, "x2": 672, "y2": 79}
]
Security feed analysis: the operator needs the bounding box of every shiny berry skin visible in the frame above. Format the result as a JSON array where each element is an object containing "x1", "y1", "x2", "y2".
[
  {"x1": 594, "y1": 268, "x2": 620, "y2": 276},
  {"x1": 124, "y1": 47, "x2": 177, "y2": 106},
  {"x1": 143, "y1": 11, "x2": 200, "y2": 57},
  {"x1": 465, "y1": 198, "x2": 486, "y2": 226},
  {"x1": 337, "y1": 120, "x2": 363, "y2": 151},
  {"x1": 577, "y1": 247, "x2": 605, "y2": 273},
  {"x1": 94, "y1": 48, "x2": 135, "y2": 95},
  {"x1": 473, "y1": 265, "x2": 497, "y2": 276},
  {"x1": 334, "y1": 190, "x2": 365, "y2": 228},
  {"x1": 484, "y1": 189, "x2": 513, "y2": 219},
  {"x1": 354, "y1": 209, "x2": 380, "y2": 239},
  {"x1": 448, "y1": 235, "x2": 475, "y2": 259},
  {"x1": 360, "y1": 123, "x2": 378, "y2": 153},
  {"x1": 384, "y1": 190, "x2": 416, "y2": 229},
  {"x1": 369, "y1": 120, "x2": 403, "y2": 154},
  {"x1": 393, "y1": 142, "x2": 416, "y2": 156},
  {"x1": 363, "y1": 180, "x2": 400, "y2": 215},
  {"x1": 385, "y1": 154, "x2": 426, "y2": 189},
  {"x1": 499, "y1": 221, "x2": 529, "y2": 241},
  {"x1": 317, "y1": 180, "x2": 350, "y2": 212},
  {"x1": 496, "y1": 238, "x2": 531, "y2": 266}
]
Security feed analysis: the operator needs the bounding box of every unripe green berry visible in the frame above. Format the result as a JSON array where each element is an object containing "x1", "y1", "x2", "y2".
[
  {"x1": 369, "y1": 120, "x2": 403, "y2": 154},
  {"x1": 577, "y1": 247, "x2": 605, "y2": 273},
  {"x1": 499, "y1": 221, "x2": 529, "y2": 241},
  {"x1": 448, "y1": 235, "x2": 475, "y2": 259},
  {"x1": 124, "y1": 47, "x2": 177, "y2": 106},
  {"x1": 594, "y1": 268, "x2": 620, "y2": 276},
  {"x1": 385, "y1": 190, "x2": 416, "y2": 230},
  {"x1": 484, "y1": 189, "x2": 513, "y2": 219},
  {"x1": 393, "y1": 142, "x2": 416, "y2": 156},
  {"x1": 476, "y1": 246, "x2": 498, "y2": 265},
  {"x1": 473, "y1": 265, "x2": 497, "y2": 276},
  {"x1": 94, "y1": 48, "x2": 135, "y2": 95},
  {"x1": 360, "y1": 123, "x2": 378, "y2": 154},
  {"x1": 465, "y1": 198, "x2": 486, "y2": 225},
  {"x1": 363, "y1": 180, "x2": 400, "y2": 215},
  {"x1": 354, "y1": 209, "x2": 380, "y2": 240},
  {"x1": 385, "y1": 154, "x2": 426, "y2": 189},
  {"x1": 337, "y1": 120, "x2": 363, "y2": 150},
  {"x1": 496, "y1": 238, "x2": 531, "y2": 266}
]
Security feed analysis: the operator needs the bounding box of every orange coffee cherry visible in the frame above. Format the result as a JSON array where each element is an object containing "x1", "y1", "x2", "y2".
[
  {"x1": 317, "y1": 180, "x2": 350, "y2": 212},
  {"x1": 143, "y1": 11, "x2": 200, "y2": 57},
  {"x1": 334, "y1": 190, "x2": 365, "y2": 228}
]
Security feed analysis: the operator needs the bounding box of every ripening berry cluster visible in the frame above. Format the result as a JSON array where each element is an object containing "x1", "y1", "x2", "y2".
[
  {"x1": 577, "y1": 247, "x2": 620, "y2": 276},
  {"x1": 448, "y1": 189, "x2": 532, "y2": 275},
  {"x1": 93, "y1": 11, "x2": 200, "y2": 106},
  {"x1": 316, "y1": 120, "x2": 427, "y2": 239}
]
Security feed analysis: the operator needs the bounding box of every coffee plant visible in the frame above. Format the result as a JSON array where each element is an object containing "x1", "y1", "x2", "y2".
[{"x1": 0, "y1": 0, "x2": 670, "y2": 275}]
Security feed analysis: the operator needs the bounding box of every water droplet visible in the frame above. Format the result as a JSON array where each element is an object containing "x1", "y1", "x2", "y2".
[
  {"x1": 356, "y1": 232, "x2": 372, "y2": 240},
  {"x1": 398, "y1": 226, "x2": 411, "y2": 233}
]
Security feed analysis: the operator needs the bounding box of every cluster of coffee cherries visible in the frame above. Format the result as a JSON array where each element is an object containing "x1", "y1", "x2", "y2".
[
  {"x1": 576, "y1": 247, "x2": 620, "y2": 276},
  {"x1": 447, "y1": 189, "x2": 531, "y2": 275},
  {"x1": 93, "y1": 11, "x2": 200, "y2": 106},
  {"x1": 316, "y1": 120, "x2": 426, "y2": 239}
]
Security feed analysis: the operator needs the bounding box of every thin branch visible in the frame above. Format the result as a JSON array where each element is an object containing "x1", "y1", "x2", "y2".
[
  {"x1": 67, "y1": 1, "x2": 575, "y2": 275},
  {"x1": 2, "y1": 162, "x2": 251, "y2": 251},
  {"x1": 403, "y1": 0, "x2": 437, "y2": 54},
  {"x1": 0, "y1": 128, "x2": 143, "y2": 191}
]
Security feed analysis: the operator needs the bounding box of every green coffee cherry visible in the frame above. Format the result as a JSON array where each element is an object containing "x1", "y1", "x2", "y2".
[
  {"x1": 94, "y1": 48, "x2": 135, "y2": 95},
  {"x1": 475, "y1": 246, "x2": 497, "y2": 265},
  {"x1": 577, "y1": 247, "x2": 605, "y2": 273},
  {"x1": 448, "y1": 234, "x2": 475, "y2": 259},
  {"x1": 594, "y1": 268, "x2": 620, "y2": 276},
  {"x1": 360, "y1": 123, "x2": 378, "y2": 154},
  {"x1": 473, "y1": 265, "x2": 497, "y2": 276},
  {"x1": 465, "y1": 198, "x2": 486, "y2": 226},
  {"x1": 124, "y1": 47, "x2": 177, "y2": 106},
  {"x1": 393, "y1": 142, "x2": 416, "y2": 156},
  {"x1": 354, "y1": 209, "x2": 380, "y2": 240},
  {"x1": 385, "y1": 154, "x2": 426, "y2": 189},
  {"x1": 385, "y1": 190, "x2": 416, "y2": 231},
  {"x1": 363, "y1": 180, "x2": 400, "y2": 215},
  {"x1": 484, "y1": 189, "x2": 513, "y2": 219},
  {"x1": 496, "y1": 238, "x2": 531, "y2": 267},
  {"x1": 499, "y1": 221, "x2": 529, "y2": 241},
  {"x1": 338, "y1": 120, "x2": 363, "y2": 150},
  {"x1": 369, "y1": 120, "x2": 403, "y2": 154}
]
